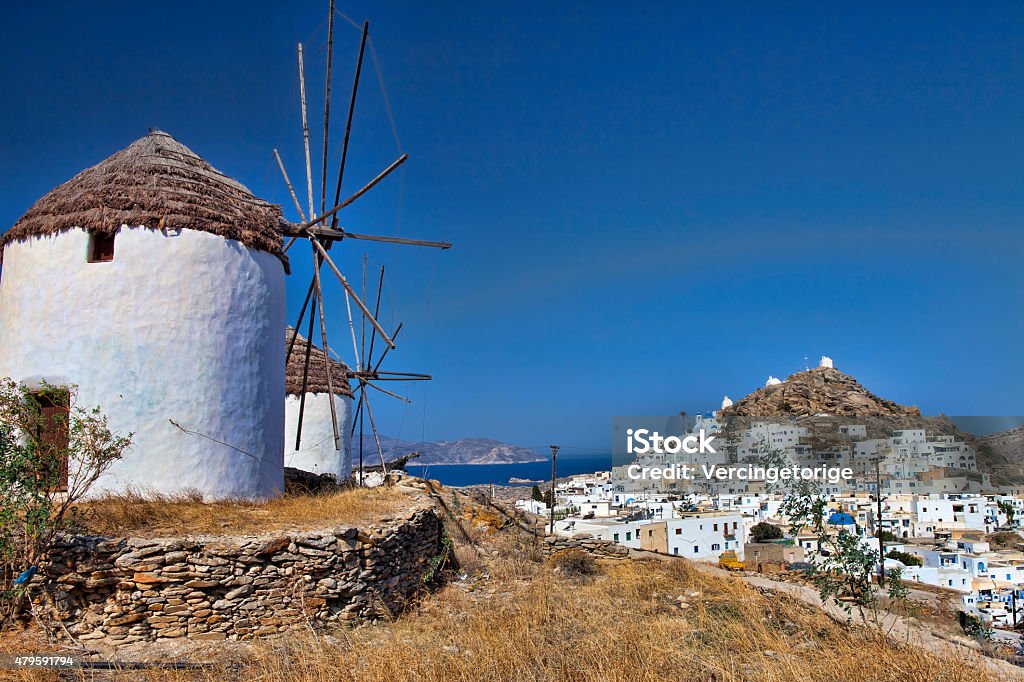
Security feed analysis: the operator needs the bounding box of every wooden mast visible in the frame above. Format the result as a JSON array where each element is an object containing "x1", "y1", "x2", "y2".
[
  {"x1": 297, "y1": 43, "x2": 315, "y2": 222},
  {"x1": 332, "y1": 21, "x2": 370, "y2": 228},
  {"x1": 320, "y1": 0, "x2": 335, "y2": 217},
  {"x1": 273, "y1": 149, "x2": 307, "y2": 223},
  {"x1": 312, "y1": 248, "x2": 342, "y2": 451},
  {"x1": 294, "y1": 282, "x2": 318, "y2": 451}
]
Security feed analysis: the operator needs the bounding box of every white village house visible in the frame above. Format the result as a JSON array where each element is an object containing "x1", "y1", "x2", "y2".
[{"x1": 0, "y1": 131, "x2": 289, "y2": 498}]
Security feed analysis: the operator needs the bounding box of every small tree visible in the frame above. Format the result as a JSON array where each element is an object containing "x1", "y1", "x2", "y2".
[
  {"x1": 781, "y1": 492, "x2": 882, "y2": 624},
  {"x1": 998, "y1": 500, "x2": 1017, "y2": 526},
  {"x1": 885, "y1": 566, "x2": 911, "y2": 619},
  {"x1": 755, "y1": 440, "x2": 791, "y2": 493},
  {"x1": 531, "y1": 484, "x2": 544, "y2": 502},
  {"x1": 0, "y1": 379, "x2": 131, "y2": 623},
  {"x1": 886, "y1": 549, "x2": 923, "y2": 567},
  {"x1": 875, "y1": 530, "x2": 898, "y2": 543},
  {"x1": 750, "y1": 521, "x2": 783, "y2": 543}
]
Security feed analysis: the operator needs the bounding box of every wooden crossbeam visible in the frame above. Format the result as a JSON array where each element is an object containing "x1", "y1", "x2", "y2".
[
  {"x1": 296, "y1": 154, "x2": 408, "y2": 231},
  {"x1": 348, "y1": 370, "x2": 432, "y2": 380},
  {"x1": 279, "y1": 223, "x2": 451, "y2": 249},
  {"x1": 363, "y1": 380, "x2": 410, "y2": 403},
  {"x1": 312, "y1": 249, "x2": 342, "y2": 450}
]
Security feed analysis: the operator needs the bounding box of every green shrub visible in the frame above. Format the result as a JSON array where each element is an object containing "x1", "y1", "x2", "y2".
[
  {"x1": 0, "y1": 379, "x2": 131, "y2": 623},
  {"x1": 750, "y1": 522, "x2": 783, "y2": 543},
  {"x1": 886, "y1": 549, "x2": 923, "y2": 567}
]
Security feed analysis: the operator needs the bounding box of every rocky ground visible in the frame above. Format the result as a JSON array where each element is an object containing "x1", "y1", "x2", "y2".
[
  {"x1": 979, "y1": 425, "x2": 1024, "y2": 482},
  {"x1": 982, "y1": 425, "x2": 1024, "y2": 460}
]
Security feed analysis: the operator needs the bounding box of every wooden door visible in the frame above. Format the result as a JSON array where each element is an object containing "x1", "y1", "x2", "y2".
[{"x1": 32, "y1": 390, "x2": 69, "y2": 492}]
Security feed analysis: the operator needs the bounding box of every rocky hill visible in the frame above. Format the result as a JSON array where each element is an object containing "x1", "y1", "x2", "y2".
[
  {"x1": 720, "y1": 366, "x2": 921, "y2": 418},
  {"x1": 977, "y1": 425, "x2": 1024, "y2": 482},
  {"x1": 716, "y1": 365, "x2": 1024, "y2": 483},
  {"x1": 377, "y1": 436, "x2": 544, "y2": 465},
  {"x1": 980, "y1": 425, "x2": 1024, "y2": 461}
]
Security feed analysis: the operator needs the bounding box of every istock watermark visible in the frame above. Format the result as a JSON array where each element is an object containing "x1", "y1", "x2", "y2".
[
  {"x1": 625, "y1": 428, "x2": 717, "y2": 455},
  {"x1": 611, "y1": 415, "x2": 700, "y2": 467},
  {"x1": 623, "y1": 462, "x2": 853, "y2": 484},
  {"x1": 610, "y1": 415, "x2": 855, "y2": 485}
]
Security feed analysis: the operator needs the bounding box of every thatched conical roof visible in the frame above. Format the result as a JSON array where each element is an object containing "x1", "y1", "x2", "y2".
[
  {"x1": 0, "y1": 130, "x2": 286, "y2": 261},
  {"x1": 285, "y1": 327, "x2": 354, "y2": 397}
]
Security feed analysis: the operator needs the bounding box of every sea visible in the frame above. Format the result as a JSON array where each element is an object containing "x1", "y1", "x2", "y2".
[{"x1": 404, "y1": 451, "x2": 612, "y2": 487}]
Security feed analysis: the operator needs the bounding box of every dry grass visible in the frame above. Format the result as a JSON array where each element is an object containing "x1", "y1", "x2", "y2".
[
  {"x1": 549, "y1": 548, "x2": 599, "y2": 578},
  {"x1": 75, "y1": 486, "x2": 410, "y2": 537},
  {"x1": 237, "y1": 552, "x2": 989, "y2": 682},
  {"x1": 0, "y1": 630, "x2": 62, "y2": 682}
]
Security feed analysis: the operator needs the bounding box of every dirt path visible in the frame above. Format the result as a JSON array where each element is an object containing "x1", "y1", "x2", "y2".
[
  {"x1": 615, "y1": 547, "x2": 1023, "y2": 678},
  {"x1": 615, "y1": 547, "x2": 1024, "y2": 677},
  {"x1": 739, "y1": 572, "x2": 1024, "y2": 680}
]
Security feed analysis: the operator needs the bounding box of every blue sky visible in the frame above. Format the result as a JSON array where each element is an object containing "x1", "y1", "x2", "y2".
[{"x1": 1, "y1": 2, "x2": 1021, "y2": 450}]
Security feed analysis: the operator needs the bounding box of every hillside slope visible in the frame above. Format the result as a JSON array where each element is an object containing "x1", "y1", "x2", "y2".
[
  {"x1": 6, "y1": 481, "x2": 1016, "y2": 680},
  {"x1": 978, "y1": 425, "x2": 1024, "y2": 482}
]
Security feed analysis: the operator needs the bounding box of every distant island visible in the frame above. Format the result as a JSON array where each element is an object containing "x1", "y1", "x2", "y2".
[{"x1": 376, "y1": 436, "x2": 546, "y2": 465}]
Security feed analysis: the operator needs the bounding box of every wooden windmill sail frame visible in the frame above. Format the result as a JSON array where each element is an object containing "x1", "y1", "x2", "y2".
[{"x1": 277, "y1": 1, "x2": 449, "y2": 482}]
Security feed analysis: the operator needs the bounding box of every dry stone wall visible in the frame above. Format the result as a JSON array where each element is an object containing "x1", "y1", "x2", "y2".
[
  {"x1": 28, "y1": 509, "x2": 444, "y2": 645},
  {"x1": 544, "y1": 533, "x2": 629, "y2": 559}
]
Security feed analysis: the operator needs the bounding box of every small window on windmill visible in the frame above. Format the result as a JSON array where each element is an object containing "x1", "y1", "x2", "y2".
[
  {"x1": 29, "y1": 388, "x2": 70, "y2": 492},
  {"x1": 88, "y1": 232, "x2": 115, "y2": 263}
]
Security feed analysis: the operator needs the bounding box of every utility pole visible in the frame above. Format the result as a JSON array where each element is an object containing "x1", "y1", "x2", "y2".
[
  {"x1": 548, "y1": 445, "x2": 559, "y2": 535},
  {"x1": 875, "y1": 456, "x2": 885, "y2": 585}
]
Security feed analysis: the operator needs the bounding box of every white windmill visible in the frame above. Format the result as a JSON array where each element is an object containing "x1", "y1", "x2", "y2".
[{"x1": 274, "y1": 2, "x2": 451, "y2": 484}]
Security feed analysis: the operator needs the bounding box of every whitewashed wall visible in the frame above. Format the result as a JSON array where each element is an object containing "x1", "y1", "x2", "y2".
[
  {"x1": 0, "y1": 227, "x2": 286, "y2": 499},
  {"x1": 283, "y1": 393, "x2": 353, "y2": 479}
]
